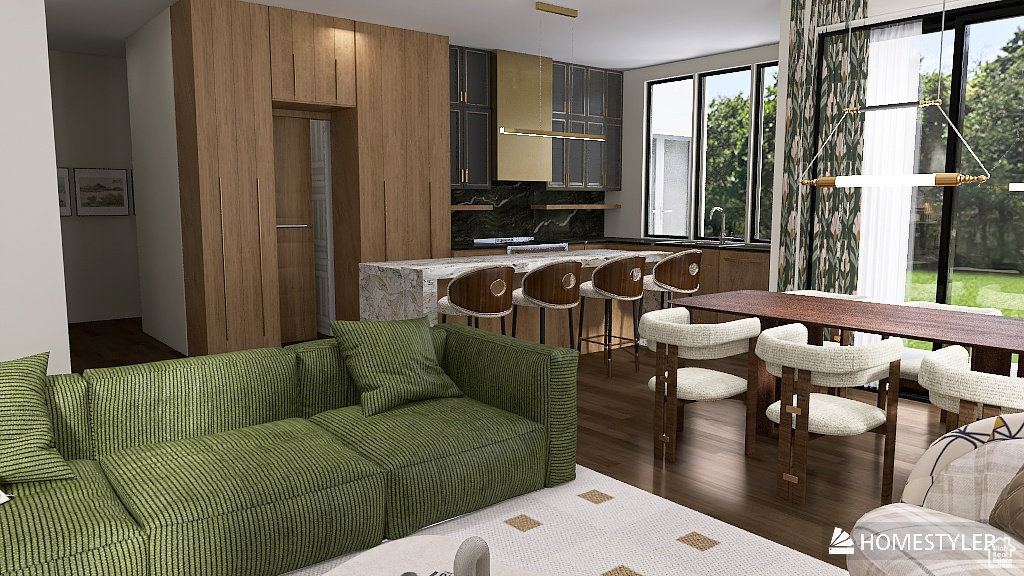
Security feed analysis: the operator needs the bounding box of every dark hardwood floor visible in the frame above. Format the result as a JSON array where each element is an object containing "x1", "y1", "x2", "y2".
[
  {"x1": 576, "y1": 347, "x2": 944, "y2": 569},
  {"x1": 68, "y1": 318, "x2": 183, "y2": 373},
  {"x1": 69, "y1": 318, "x2": 941, "y2": 568}
]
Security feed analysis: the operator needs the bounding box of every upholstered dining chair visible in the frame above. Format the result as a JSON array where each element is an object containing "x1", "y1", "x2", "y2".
[
  {"x1": 919, "y1": 345, "x2": 1024, "y2": 428},
  {"x1": 578, "y1": 255, "x2": 647, "y2": 376},
  {"x1": 643, "y1": 249, "x2": 702, "y2": 310},
  {"x1": 638, "y1": 307, "x2": 761, "y2": 462},
  {"x1": 438, "y1": 266, "x2": 515, "y2": 335},
  {"x1": 896, "y1": 301, "x2": 1002, "y2": 431},
  {"x1": 755, "y1": 323, "x2": 903, "y2": 505},
  {"x1": 511, "y1": 260, "x2": 583, "y2": 348}
]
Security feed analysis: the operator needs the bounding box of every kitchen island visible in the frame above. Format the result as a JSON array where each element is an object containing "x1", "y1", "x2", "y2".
[{"x1": 359, "y1": 249, "x2": 669, "y2": 327}]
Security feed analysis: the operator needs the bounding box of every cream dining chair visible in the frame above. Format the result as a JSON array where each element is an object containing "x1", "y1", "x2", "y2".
[
  {"x1": 919, "y1": 345, "x2": 1024, "y2": 428},
  {"x1": 638, "y1": 307, "x2": 761, "y2": 462},
  {"x1": 755, "y1": 323, "x2": 903, "y2": 505}
]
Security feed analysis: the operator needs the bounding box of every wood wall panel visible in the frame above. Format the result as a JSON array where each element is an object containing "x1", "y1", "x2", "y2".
[
  {"x1": 334, "y1": 18, "x2": 356, "y2": 106},
  {"x1": 291, "y1": 10, "x2": 314, "y2": 101},
  {"x1": 268, "y1": 7, "x2": 293, "y2": 101},
  {"x1": 277, "y1": 229, "x2": 316, "y2": 343},
  {"x1": 313, "y1": 15, "x2": 335, "y2": 104},
  {"x1": 427, "y1": 34, "x2": 450, "y2": 258}
]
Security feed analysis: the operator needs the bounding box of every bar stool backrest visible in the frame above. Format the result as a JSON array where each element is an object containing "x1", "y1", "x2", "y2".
[
  {"x1": 448, "y1": 266, "x2": 515, "y2": 314},
  {"x1": 593, "y1": 255, "x2": 646, "y2": 299},
  {"x1": 522, "y1": 260, "x2": 583, "y2": 307},
  {"x1": 653, "y1": 249, "x2": 701, "y2": 293}
]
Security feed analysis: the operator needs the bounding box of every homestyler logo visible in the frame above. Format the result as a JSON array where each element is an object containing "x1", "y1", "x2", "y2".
[{"x1": 829, "y1": 527, "x2": 856, "y2": 555}]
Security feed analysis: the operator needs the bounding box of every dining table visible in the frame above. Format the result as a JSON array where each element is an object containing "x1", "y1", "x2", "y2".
[{"x1": 670, "y1": 289, "x2": 1024, "y2": 432}]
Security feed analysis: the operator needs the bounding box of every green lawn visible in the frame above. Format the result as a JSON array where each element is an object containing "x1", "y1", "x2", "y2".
[{"x1": 904, "y1": 269, "x2": 1024, "y2": 351}]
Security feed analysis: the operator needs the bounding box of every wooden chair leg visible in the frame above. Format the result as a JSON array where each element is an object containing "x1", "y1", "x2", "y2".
[
  {"x1": 632, "y1": 299, "x2": 640, "y2": 372},
  {"x1": 777, "y1": 367, "x2": 796, "y2": 501},
  {"x1": 945, "y1": 412, "x2": 960, "y2": 433},
  {"x1": 790, "y1": 368, "x2": 811, "y2": 506},
  {"x1": 538, "y1": 308, "x2": 546, "y2": 345},
  {"x1": 467, "y1": 316, "x2": 472, "y2": 326},
  {"x1": 654, "y1": 342, "x2": 667, "y2": 461},
  {"x1": 511, "y1": 306, "x2": 518, "y2": 337},
  {"x1": 939, "y1": 409, "x2": 947, "y2": 424},
  {"x1": 500, "y1": 316, "x2": 506, "y2": 336},
  {"x1": 881, "y1": 362, "x2": 901, "y2": 504},
  {"x1": 441, "y1": 314, "x2": 447, "y2": 324},
  {"x1": 665, "y1": 348, "x2": 680, "y2": 463},
  {"x1": 474, "y1": 317, "x2": 480, "y2": 329},
  {"x1": 745, "y1": 336, "x2": 759, "y2": 456}
]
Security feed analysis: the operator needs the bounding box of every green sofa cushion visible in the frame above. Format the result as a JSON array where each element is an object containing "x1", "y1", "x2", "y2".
[
  {"x1": 311, "y1": 397, "x2": 547, "y2": 538},
  {"x1": 0, "y1": 352, "x2": 75, "y2": 484},
  {"x1": 85, "y1": 347, "x2": 301, "y2": 459},
  {"x1": 100, "y1": 418, "x2": 387, "y2": 576},
  {"x1": 286, "y1": 327, "x2": 448, "y2": 419},
  {"x1": 44, "y1": 373, "x2": 92, "y2": 461},
  {"x1": 0, "y1": 460, "x2": 147, "y2": 575},
  {"x1": 332, "y1": 317, "x2": 461, "y2": 416}
]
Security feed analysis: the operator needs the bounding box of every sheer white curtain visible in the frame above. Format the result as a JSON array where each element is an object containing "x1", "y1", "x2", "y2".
[{"x1": 856, "y1": 21, "x2": 923, "y2": 344}]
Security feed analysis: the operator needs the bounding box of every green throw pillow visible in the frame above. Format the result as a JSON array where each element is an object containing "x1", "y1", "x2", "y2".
[
  {"x1": 332, "y1": 317, "x2": 462, "y2": 416},
  {"x1": 0, "y1": 352, "x2": 75, "y2": 483}
]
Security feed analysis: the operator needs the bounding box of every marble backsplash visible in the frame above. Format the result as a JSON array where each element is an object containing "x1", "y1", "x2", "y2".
[{"x1": 451, "y1": 181, "x2": 605, "y2": 246}]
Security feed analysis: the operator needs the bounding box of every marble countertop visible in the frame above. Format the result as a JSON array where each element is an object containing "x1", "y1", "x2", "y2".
[
  {"x1": 450, "y1": 237, "x2": 771, "y2": 252},
  {"x1": 361, "y1": 249, "x2": 670, "y2": 277}
]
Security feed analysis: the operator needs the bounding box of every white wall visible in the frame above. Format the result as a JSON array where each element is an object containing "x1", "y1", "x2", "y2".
[
  {"x1": 606, "y1": 44, "x2": 781, "y2": 238},
  {"x1": 49, "y1": 51, "x2": 143, "y2": 323},
  {"x1": 126, "y1": 9, "x2": 188, "y2": 355},
  {"x1": 0, "y1": 2, "x2": 72, "y2": 374}
]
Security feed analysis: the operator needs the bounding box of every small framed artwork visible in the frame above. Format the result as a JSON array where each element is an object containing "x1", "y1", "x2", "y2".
[
  {"x1": 57, "y1": 167, "x2": 72, "y2": 217},
  {"x1": 74, "y1": 168, "x2": 130, "y2": 216}
]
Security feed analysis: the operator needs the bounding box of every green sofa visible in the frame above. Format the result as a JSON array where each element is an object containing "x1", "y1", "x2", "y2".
[{"x1": 0, "y1": 324, "x2": 578, "y2": 576}]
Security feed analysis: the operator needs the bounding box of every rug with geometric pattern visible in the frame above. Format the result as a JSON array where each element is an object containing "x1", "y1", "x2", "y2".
[{"x1": 287, "y1": 465, "x2": 844, "y2": 576}]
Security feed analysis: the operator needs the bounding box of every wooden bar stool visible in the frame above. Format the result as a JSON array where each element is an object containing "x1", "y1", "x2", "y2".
[
  {"x1": 643, "y1": 249, "x2": 701, "y2": 309},
  {"x1": 438, "y1": 266, "x2": 515, "y2": 334},
  {"x1": 511, "y1": 260, "x2": 583, "y2": 348},
  {"x1": 577, "y1": 255, "x2": 647, "y2": 376}
]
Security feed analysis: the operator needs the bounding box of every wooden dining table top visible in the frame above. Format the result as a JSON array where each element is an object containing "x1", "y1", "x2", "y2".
[{"x1": 671, "y1": 290, "x2": 1024, "y2": 353}]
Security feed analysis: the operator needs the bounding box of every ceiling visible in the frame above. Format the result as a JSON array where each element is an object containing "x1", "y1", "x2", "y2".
[{"x1": 44, "y1": 0, "x2": 780, "y2": 70}]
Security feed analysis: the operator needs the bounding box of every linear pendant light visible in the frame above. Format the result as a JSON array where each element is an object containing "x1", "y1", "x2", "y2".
[
  {"x1": 499, "y1": 126, "x2": 605, "y2": 141},
  {"x1": 803, "y1": 173, "x2": 987, "y2": 188},
  {"x1": 499, "y1": 2, "x2": 607, "y2": 142},
  {"x1": 1011, "y1": 183, "x2": 1024, "y2": 192}
]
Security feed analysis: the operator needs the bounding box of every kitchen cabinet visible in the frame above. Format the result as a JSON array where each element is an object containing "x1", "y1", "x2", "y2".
[
  {"x1": 548, "y1": 62, "x2": 623, "y2": 191},
  {"x1": 171, "y1": 0, "x2": 281, "y2": 354},
  {"x1": 450, "y1": 46, "x2": 492, "y2": 189},
  {"x1": 269, "y1": 7, "x2": 355, "y2": 107}
]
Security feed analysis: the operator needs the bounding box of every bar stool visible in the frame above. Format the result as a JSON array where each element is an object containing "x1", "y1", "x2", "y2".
[
  {"x1": 643, "y1": 249, "x2": 702, "y2": 309},
  {"x1": 438, "y1": 266, "x2": 515, "y2": 334},
  {"x1": 577, "y1": 255, "x2": 647, "y2": 376},
  {"x1": 511, "y1": 260, "x2": 583, "y2": 348}
]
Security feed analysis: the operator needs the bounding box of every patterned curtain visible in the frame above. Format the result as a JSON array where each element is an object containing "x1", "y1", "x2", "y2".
[{"x1": 778, "y1": 0, "x2": 868, "y2": 292}]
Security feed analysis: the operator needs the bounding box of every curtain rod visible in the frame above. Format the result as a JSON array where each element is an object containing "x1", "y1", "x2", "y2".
[{"x1": 814, "y1": 0, "x2": 996, "y2": 33}]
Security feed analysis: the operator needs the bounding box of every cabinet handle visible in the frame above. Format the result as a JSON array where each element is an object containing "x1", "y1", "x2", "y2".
[
  {"x1": 217, "y1": 177, "x2": 229, "y2": 342},
  {"x1": 292, "y1": 54, "x2": 296, "y2": 95},
  {"x1": 335, "y1": 59, "x2": 338, "y2": 101}
]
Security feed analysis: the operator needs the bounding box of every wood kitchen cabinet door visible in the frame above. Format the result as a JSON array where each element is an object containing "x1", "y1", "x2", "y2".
[
  {"x1": 331, "y1": 17, "x2": 355, "y2": 106},
  {"x1": 269, "y1": 8, "x2": 354, "y2": 106},
  {"x1": 717, "y1": 250, "x2": 770, "y2": 323}
]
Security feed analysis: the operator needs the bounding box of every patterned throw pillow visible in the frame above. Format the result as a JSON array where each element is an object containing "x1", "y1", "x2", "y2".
[
  {"x1": 332, "y1": 317, "x2": 462, "y2": 416},
  {"x1": 0, "y1": 352, "x2": 75, "y2": 483}
]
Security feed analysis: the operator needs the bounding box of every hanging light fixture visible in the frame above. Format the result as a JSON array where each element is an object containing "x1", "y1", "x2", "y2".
[
  {"x1": 801, "y1": 0, "x2": 988, "y2": 189},
  {"x1": 1011, "y1": 183, "x2": 1024, "y2": 192},
  {"x1": 497, "y1": 2, "x2": 606, "y2": 143}
]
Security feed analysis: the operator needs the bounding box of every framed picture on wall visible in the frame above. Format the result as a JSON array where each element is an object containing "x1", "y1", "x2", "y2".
[
  {"x1": 74, "y1": 168, "x2": 130, "y2": 216},
  {"x1": 57, "y1": 167, "x2": 72, "y2": 217}
]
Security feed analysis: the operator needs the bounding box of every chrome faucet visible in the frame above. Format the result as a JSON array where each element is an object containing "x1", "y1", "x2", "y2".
[{"x1": 709, "y1": 206, "x2": 725, "y2": 245}]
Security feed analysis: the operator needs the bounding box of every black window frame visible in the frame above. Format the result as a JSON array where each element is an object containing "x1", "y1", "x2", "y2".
[{"x1": 644, "y1": 74, "x2": 696, "y2": 239}]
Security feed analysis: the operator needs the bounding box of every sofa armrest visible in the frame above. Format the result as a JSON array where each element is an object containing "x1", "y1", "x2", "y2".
[{"x1": 439, "y1": 324, "x2": 578, "y2": 487}]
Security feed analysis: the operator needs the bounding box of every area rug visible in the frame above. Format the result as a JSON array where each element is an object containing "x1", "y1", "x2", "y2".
[{"x1": 287, "y1": 465, "x2": 844, "y2": 576}]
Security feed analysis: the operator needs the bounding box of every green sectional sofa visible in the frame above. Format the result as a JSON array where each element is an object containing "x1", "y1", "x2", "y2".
[{"x1": 0, "y1": 324, "x2": 578, "y2": 576}]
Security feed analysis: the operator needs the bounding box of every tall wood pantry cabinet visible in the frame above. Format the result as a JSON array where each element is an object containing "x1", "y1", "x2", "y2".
[{"x1": 171, "y1": 0, "x2": 281, "y2": 355}]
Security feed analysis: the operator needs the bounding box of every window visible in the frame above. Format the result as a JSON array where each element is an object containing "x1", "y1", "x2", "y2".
[
  {"x1": 809, "y1": 3, "x2": 1024, "y2": 320},
  {"x1": 647, "y1": 77, "x2": 694, "y2": 237},
  {"x1": 644, "y1": 61, "x2": 779, "y2": 241}
]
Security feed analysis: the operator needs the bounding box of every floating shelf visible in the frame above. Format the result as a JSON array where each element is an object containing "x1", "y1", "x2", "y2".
[
  {"x1": 450, "y1": 204, "x2": 494, "y2": 211},
  {"x1": 530, "y1": 203, "x2": 622, "y2": 211}
]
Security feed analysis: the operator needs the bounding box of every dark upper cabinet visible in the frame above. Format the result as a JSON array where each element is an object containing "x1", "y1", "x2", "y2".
[
  {"x1": 587, "y1": 69, "x2": 606, "y2": 119},
  {"x1": 550, "y1": 117, "x2": 567, "y2": 188},
  {"x1": 606, "y1": 71, "x2": 623, "y2": 120},
  {"x1": 568, "y1": 65, "x2": 587, "y2": 116},
  {"x1": 463, "y1": 49, "x2": 491, "y2": 107},
  {"x1": 605, "y1": 123, "x2": 622, "y2": 190},
  {"x1": 450, "y1": 110, "x2": 461, "y2": 186},
  {"x1": 566, "y1": 120, "x2": 586, "y2": 188},
  {"x1": 585, "y1": 122, "x2": 605, "y2": 188},
  {"x1": 464, "y1": 109, "x2": 490, "y2": 188},
  {"x1": 449, "y1": 47, "x2": 461, "y2": 104},
  {"x1": 451, "y1": 46, "x2": 493, "y2": 190},
  {"x1": 552, "y1": 62, "x2": 567, "y2": 114}
]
